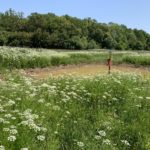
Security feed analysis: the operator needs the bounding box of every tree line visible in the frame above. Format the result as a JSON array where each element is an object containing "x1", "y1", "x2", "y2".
[{"x1": 0, "y1": 9, "x2": 150, "y2": 50}]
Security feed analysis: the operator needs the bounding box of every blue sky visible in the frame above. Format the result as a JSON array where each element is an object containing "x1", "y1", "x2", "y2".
[{"x1": 0, "y1": 0, "x2": 150, "y2": 33}]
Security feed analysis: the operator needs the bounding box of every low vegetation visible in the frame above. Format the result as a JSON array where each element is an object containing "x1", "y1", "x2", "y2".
[
  {"x1": 123, "y1": 55, "x2": 150, "y2": 66},
  {"x1": 0, "y1": 47, "x2": 150, "y2": 69},
  {"x1": 0, "y1": 45, "x2": 149, "y2": 150}
]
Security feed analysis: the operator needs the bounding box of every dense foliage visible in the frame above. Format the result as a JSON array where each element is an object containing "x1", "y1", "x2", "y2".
[{"x1": 0, "y1": 9, "x2": 150, "y2": 50}]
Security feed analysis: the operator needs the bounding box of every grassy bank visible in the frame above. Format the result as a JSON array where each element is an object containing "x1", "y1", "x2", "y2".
[
  {"x1": 0, "y1": 47, "x2": 150, "y2": 69},
  {"x1": 123, "y1": 55, "x2": 150, "y2": 66}
]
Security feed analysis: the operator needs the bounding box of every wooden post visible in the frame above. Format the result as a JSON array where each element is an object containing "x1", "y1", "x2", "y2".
[{"x1": 107, "y1": 50, "x2": 112, "y2": 74}]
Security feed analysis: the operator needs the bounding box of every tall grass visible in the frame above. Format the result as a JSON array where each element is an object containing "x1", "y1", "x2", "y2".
[
  {"x1": 0, "y1": 72, "x2": 150, "y2": 149},
  {"x1": 0, "y1": 46, "x2": 150, "y2": 69},
  {"x1": 123, "y1": 55, "x2": 150, "y2": 66}
]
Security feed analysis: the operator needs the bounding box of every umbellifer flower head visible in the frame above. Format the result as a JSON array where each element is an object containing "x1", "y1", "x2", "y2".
[
  {"x1": 8, "y1": 135, "x2": 16, "y2": 142},
  {"x1": 37, "y1": 135, "x2": 45, "y2": 141}
]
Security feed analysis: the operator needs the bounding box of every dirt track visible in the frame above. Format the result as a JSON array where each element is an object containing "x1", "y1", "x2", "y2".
[{"x1": 25, "y1": 64, "x2": 150, "y2": 79}]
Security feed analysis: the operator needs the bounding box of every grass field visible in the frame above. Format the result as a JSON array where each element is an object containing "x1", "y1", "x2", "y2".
[
  {"x1": 0, "y1": 72, "x2": 150, "y2": 150},
  {"x1": 0, "y1": 46, "x2": 150, "y2": 150},
  {"x1": 0, "y1": 46, "x2": 150, "y2": 69}
]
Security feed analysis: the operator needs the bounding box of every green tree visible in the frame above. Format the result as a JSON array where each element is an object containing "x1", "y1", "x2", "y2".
[
  {"x1": 0, "y1": 9, "x2": 150, "y2": 50},
  {"x1": 0, "y1": 9, "x2": 24, "y2": 32},
  {"x1": 30, "y1": 29, "x2": 50, "y2": 48},
  {"x1": 103, "y1": 33, "x2": 116, "y2": 49},
  {"x1": 7, "y1": 32, "x2": 31, "y2": 47}
]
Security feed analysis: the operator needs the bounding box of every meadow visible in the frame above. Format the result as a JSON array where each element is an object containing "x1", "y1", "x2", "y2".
[
  {"x1": 0, "y1": 46, "x2": 150, "y2": 69},
  {"x1": 0, "y1": 46, "x2": 150, "y2": 150},
  {"x1": 0, "y1": 72, "x2": 150, "y2": 150}
]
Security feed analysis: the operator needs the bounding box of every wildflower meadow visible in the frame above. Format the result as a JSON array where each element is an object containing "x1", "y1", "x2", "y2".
[{"x1": 0, "y1": 71, "x2": 150, "y2": 150}]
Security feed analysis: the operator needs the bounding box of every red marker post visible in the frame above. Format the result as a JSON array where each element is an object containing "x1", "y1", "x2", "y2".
[{"x1": 107, "y1": 50, "x2": 112, "y2": 74}]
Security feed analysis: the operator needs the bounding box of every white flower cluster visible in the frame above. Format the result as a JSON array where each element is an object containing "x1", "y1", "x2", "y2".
[
  {"x1": 21, "y1": 148, "x2": 28, "y2": 150},
  {"x1": 98, "y1": 130, "x2": 106, "y2": 137},
  {"x1": 0, "y1": 145, "x2": 5, "y2": 150},
  {"x1": 7, "y1": 135, "x2": 16, "y2": 142},
  {"x1": 19, "y1": 109, "x2": 47, "y2": 133},
  {"x1": 77, "y1": 141, "x2": 84, "y2": 148},
  {"x1": 121, "y1": 140, "x2": 131, "y2": 146},
  {"x1": 37, "y1": 135, "x2": 45, "y2": 141},
  {"x1": 103, "y1": 139, "x2": 111, "y2": 145}
]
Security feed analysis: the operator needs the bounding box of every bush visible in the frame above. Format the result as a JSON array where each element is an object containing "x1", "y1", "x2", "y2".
[
  {"x1": 7, "y1": 32, "x2": 31, "y2": 47},
  {"x1": 68, "y1": 36, "x2": 88, "y2": 50},
  {"x1": 0, "y1": 32, "x2": 8, "y2": 46},
  {"x1": 30, "y1": 29, "x2": 51, "y2": 48},
  {"x1": 88, "y1": 40, "x2": 98, "y2": 49}
]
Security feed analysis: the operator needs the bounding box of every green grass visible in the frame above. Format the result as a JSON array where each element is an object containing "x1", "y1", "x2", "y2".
[
  {"x1": 0, "y1": 46, "x2": 150, "y2": 69},
  {"x1": 0, "y1": 72, "x2": 150, "y2": 150},
  {"x1": 123, "y1": 55, "x2": 150, "y2": 66}
]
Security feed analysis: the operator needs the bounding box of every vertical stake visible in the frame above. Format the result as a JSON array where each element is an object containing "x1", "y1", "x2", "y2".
[{"x1": 107, "y1": 50, "x2": 112, "y2": 74}]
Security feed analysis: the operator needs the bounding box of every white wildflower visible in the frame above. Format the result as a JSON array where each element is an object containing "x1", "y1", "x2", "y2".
[
  {"x1": 7, "y1": 100, "x2": 15, "y2": 106},
  {"x1": 45, "y1": 103, "x2": 51, "y2": 106},
  {"x1": 8, "y1": 135, "x2": 16, "y2": 142},
  {"x1": 77, "y1": 141, "x2": 84, "y2": 147},
  {"x1": 41, "y1": 127, "x2": 47, "y2": 132},
  {"x1": 54, "y1": 131, "x2": 58, "y2": 134},
  {"x1": 138, "y1": 96, "x2": 143, "y2": 99},
  {"x1": 38, "y1": 99, "x2": 45, "y2": 103},
  {"x1": 74, "y1": 120, "x2": 77, "y2": 124},
  {"x1": 135, "y1": 104, "x2": 142, "y2": 108},
  {"x1": 16, "y1": 97, "x2": 21, "y2": 101},
  {"x1": 3, "y1": 128, "x2": 10, "y2": 132},
  {"x1": 112, "y1": 97, "x2": 118, "y2": 101},
  {"x1": 41, "y1": 83, "x2": 49, "y2": 88},
  {"x1": 103, "y1": 95, "x2": 106, "y2": 99},
  {"x1": 62, "y1": 98, "x2": 68, "y2": 103},
  {"x1": 3, "y1": 120, "x2": 10, "y2": 124},
  {"x1": 0, "y1": 118, "x2": 5, "y2": 123},
  {"x1": 94, "y1": 135, "x2": 101, "y2": 140},
  {"x1": 4, "y1": 114, "x2": 12, "y2": 118},
  {"x1": 0, "y1": 145, "x2": 5, "y2": 150},
  {"x1": 11, "y1": 117, "x2": 16, "y2": 120},
  {"x1": 21, "y1": 148, "x2": 28, "y2": 150},
  {"x1": 98, "y1": 130, "x2": 106, "y2": 137},
  {"x1": 37, "y1": 135, "x2": 45, "y2": 141},
  {"x1": 121, "y1": 140, "x2": 131, "y2": 146},
  {"x1": 66, "y1": 111, "x2": 70, "y2": 115},
  {"x1": 10, "y1": 129, "x2": 18, "y2": 135},
  {"x1": 30, "y1": 124, "x2": 41, "y2": 132},
  {"x1": 103, "y1": 139, "x2": 111, "y2": 145},
  {"x1": 19, "y1": 120, "x2": 29, "y2": 126}
]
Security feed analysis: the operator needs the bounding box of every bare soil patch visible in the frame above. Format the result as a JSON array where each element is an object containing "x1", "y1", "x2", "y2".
[{"x1": 25, "y1": 64, "x2": 150, "y2": 79}]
